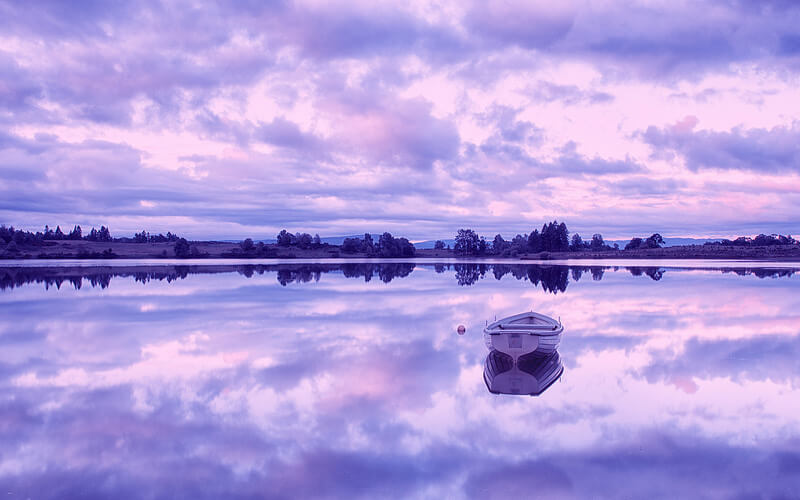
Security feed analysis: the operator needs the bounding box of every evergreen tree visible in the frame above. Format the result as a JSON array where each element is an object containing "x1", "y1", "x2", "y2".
[
  {"x1": 570, "y1": 233, "x2": 584, "y2": 251},
  {"x1": 98, "y1": 226, "x2": 111, "y2": 242},
  {"x1": 527, "y1": 230, "x2": 542, "y2": 252},
  {"x1": 492, "y1": 234, "x2": 508, "y2": 254}
]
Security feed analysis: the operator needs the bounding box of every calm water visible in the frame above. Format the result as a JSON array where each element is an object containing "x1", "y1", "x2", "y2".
[{"x1": 1, "y1": 261, "x2": 799, "y2": 499}]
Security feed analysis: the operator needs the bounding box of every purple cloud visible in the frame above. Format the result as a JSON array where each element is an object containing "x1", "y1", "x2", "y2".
[
  {"x1": 528, "y1": 81, "x2": 614, "y2": 105},
  {"x1": 0, "y1": 52, "x2": 42, "y2": 114},
  {"x1": 323, "y1": 90, "x2": 461, "y2": 170},
  {"x1": 465, "y1": 2, "x2": 575, "y2": 49},
  {"x1": 643, "y1": 120, "x2": 800, "y2": 173},
  {"x1": 256, "y1": 117, "x2": 325, "y2": 152}
]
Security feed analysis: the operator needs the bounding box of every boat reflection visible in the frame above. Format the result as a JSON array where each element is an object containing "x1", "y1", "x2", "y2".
[
  {"x1": 482, "y1": 311, "x2": 565, "y2": 396},
  {"x1": 483, "y1": 349, "x2": 564, "y2": 396}
]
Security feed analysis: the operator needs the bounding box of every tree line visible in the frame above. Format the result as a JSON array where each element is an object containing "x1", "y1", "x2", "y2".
[
  {"x1": 449, "y1": 221, "x2": 625, "y2": 256},
  {"x1": 0, "y1": 225, "x2": 181, "y2": 246},
  {"x1": 275, "y1": 230, "x2": 416, "y2": 257},
  {"x1": 705, "y1": 234, "x2": 797, "y2": 247},
  {"x1": 444, "y1": 220, "x2": 797, "y2": 256},
  {"x1": 340, "y1": 233, "x2": 415, "y2": 257},
  {"x1": 276, "y1": 230, "x2": 322, "y2": 249},
  {"x1": 225, "y1": 230, "x2": 416, "y2": 259},
  {"x1": 3, "y1": 222, "x2": 796, "y2": 259}
]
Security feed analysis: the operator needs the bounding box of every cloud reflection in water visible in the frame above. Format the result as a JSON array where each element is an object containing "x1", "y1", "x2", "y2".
[{"x1": 1, "y1": 263, "x2": 799, "y2": 498}]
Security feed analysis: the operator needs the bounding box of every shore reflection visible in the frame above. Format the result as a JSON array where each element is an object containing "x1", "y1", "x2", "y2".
[{"x1": 1, "y1": 261, "x2": 797, "y2": 292}]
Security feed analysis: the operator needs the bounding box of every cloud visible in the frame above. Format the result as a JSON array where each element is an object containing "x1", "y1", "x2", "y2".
[
  {"x1": 278, "y1": 4, "x2": 427, "y2": 60},
  {"x1": 478, "y1": 105, "x2": 545, "y2": 145},
  {"x1": 604, "y1": 176, "x2": 688, "y2": 196},
  {"x1": 528, "y1": 81, "x2": 614, "y2": 105},
  {"x1": 643, "y1": 334, "x2": 800, "y2": 383},
  {"x1": 551, "y1": 141, "x2": 643, "y2": 175},
  {"x1": 463, "y1": 459, "x2": 574, "y2": 498},
  {"x1": 324, "y1": 90, "x2": 461, "y2": 170},
  {"x1": 0, "y1": 132, "x2": 214, "y2": 222},
  {"x1": 552, "y1": 0, "x2": 800, "y2": 78},
  {"x1": 255, "y1": 117, "x2": 327, "y2": 155},
  {"x1": 0, "y1": 52, "x2": 43, "y2": 115},
  {"x1": 0, "y1": 0, "x2": 137, "y2": 40},
  {"x1": 643, "y1": 119, "x2": 800, "y2": 173},
  {"x1": 465, "y1": 1, "x2": 576, "y2": 49}
]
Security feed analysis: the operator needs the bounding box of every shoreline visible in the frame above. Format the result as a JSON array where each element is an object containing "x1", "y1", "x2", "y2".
[
  {"x1": 2, "y1": 240, "x2": 800, "y2": 262},
  {"x1": 2, "y1": 257, "x2": 800, "y2": 269}
]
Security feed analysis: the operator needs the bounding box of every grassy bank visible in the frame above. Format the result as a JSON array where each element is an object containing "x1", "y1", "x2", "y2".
[{"x1": 2, "y1": 240, "x2": 799, "y2": 261}]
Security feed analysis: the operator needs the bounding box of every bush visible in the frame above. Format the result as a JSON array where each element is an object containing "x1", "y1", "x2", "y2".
[
  {"x1": 240, "y1": 238, "x2": 254, "y2": 251},
  {"x1": 341, "y1": 238, "x2": 361, "y2": 253},
  {"x1": 174, "y1": 238, "x2": 190, "y2": 257},
  {"x1": 277, "y1": 230, "x2": 293, "y2": 246},
  {"x1": 625, "y1": 238, "x2": 643, "y2": 250}
]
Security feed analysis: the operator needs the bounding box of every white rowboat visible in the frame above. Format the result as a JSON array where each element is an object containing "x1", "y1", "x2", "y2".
[{"x1": 483, "y1": 311, "x2": 563, "y2": 358}]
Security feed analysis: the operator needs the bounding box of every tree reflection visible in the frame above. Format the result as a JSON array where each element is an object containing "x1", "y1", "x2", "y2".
[
  {"x1": 0, "y1": 263, "x2": 796, "y2": 292},
  {"x1": 454, "y1": 264, "x2": 488, "y2": 286},
  {"x1": 627, "y1": 267, "x2": 663, "y2": 280}
]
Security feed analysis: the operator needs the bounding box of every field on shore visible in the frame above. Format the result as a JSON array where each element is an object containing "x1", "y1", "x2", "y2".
[{"x1": 2, "y1": 239, "x2": 800, "y2": 261}]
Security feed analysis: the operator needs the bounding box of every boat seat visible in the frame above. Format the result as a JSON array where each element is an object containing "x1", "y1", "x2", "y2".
[{"x1": 498, "y1": 323, "x2": 553, "y2": 330}]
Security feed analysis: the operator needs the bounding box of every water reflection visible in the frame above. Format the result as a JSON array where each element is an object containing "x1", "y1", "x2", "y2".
[
  {"x1": 484, "y1": 350, "x2": 564, "y2": 396},
  {"x1": 1, "y1": 262, "x2": 797, "y2": 292},
  {"x1": 1, "y1": 262, "x2": 799, "y2": 497},
  {"x1": 482, "y1": 312, "x2": 564, "y2": 396}
]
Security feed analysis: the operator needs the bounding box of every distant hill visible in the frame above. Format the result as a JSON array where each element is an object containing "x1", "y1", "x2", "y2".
[
  {"x1": 416, "y1": 237, "x2": 722, "y2": 249},
  {"x1": 219, "y1": 239, "x2": 277, "y2": 244},
  {"x1": 607, "y1": 237, "x2": 724, "y2": 248},
  {"x1": 222, "y1": 235, "x2": 723, "y2": 249},
  {"x1": 220, "y1": 235, "x2": 377, "y2": 245},
  {"x1": 317, "y1": 234, "x2": 385, "y2": 245},
  {"x1": 414, "y1": 239, "x2": 455, "y2": 249}
]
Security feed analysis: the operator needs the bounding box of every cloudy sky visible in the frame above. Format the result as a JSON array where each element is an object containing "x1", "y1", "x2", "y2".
[{"x1": 1, "y1": 0, "x2": 799, "y2": 240}]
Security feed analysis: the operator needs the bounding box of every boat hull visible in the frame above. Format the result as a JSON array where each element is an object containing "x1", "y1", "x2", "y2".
[{"x1": 483, "y1": 311, "x2": 563, "y2": 358}]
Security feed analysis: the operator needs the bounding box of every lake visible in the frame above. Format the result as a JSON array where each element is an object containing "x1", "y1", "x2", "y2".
[{"x1": 1, "y1": 260, "x2": 799, "y2": 499}]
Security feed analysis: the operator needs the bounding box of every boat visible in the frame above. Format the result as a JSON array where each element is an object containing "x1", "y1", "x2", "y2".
[
  {"x1": 483, "y1": 311, "x2": 563, "y2": 359},
  {"x1": 483, "y1": 350, "x2": 564, "y2": 396}
]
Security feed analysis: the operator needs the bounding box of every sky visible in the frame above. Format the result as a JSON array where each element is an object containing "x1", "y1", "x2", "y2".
[{"x1": 1, "y1": 0, "x2": 799, "y2": 240}]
